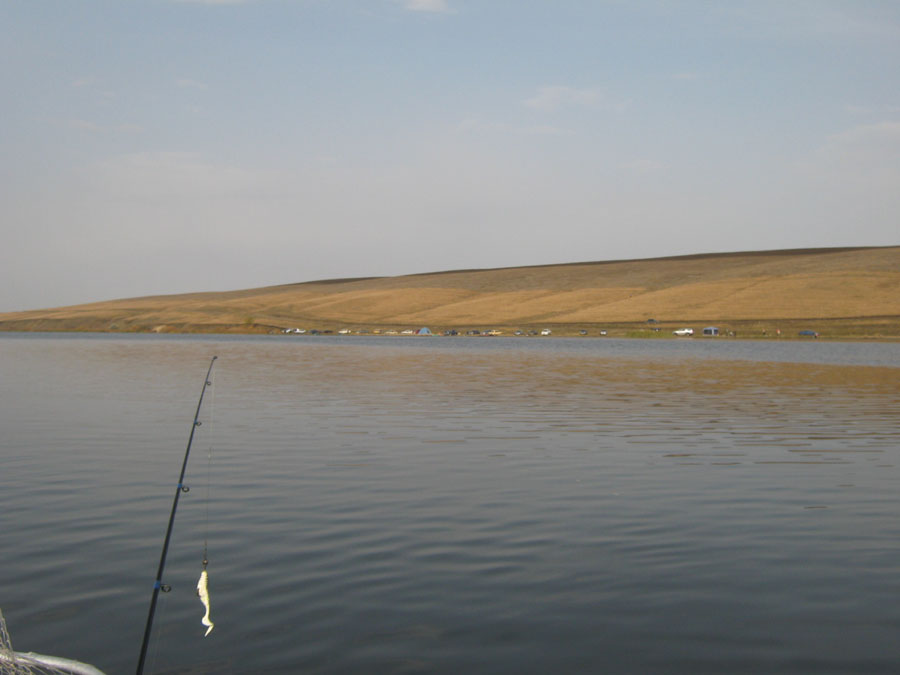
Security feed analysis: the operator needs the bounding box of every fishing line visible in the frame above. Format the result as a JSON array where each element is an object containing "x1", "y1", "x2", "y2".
[
  {"x1": 196, "y1": 370, "x2": 216, "y2": 639},
  {"x1": 203, "y1": 372, "x2": 215, "y2": 567}
]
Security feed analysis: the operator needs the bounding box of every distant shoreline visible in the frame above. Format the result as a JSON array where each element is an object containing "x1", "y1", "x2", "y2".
[
  {"x1": 2, "y1": 246, "x2": 899, "y2": 339},
  {"x1": 2, "y1": 320, "x2": 898, "y2": 341}
]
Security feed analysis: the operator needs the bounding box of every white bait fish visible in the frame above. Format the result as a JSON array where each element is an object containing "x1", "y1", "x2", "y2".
[{"x1": 197, "y1": 569, "x2": 214, "y2": 636}]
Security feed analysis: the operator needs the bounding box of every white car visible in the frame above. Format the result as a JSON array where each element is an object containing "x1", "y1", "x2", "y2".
[
  {"x1": 673, "y1": 328, "x2": 694, "y2": 336},
  {"x1": 540, "y1": 329, "x2": 552, "y2": 336}
]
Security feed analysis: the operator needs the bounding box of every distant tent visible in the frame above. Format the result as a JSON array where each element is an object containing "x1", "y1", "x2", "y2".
[
  {"x1": 416, "y1": 327, "x2": 433, "y2": 335},
  {"x1": 703, "y1": 326, "x2": 719, "y2": 336}
]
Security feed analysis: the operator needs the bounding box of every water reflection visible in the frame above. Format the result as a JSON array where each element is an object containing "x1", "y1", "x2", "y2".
[{"x1": 0, "y1": 335, "x2": 898, "y2": 674}]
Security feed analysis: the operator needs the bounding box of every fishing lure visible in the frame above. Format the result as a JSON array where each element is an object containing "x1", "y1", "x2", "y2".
[{"x1": 197, "y1": 568, "x2": 214, "y2": 636}]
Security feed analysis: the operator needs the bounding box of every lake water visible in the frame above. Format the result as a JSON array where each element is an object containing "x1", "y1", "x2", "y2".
[{"x1": 1, "y1": 333, "x2": 899, "y2": 674}]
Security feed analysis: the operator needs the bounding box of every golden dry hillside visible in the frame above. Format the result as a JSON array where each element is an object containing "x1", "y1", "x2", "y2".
[{"x1": 2, "y1": 246, "x2": 899, "y2": 337}]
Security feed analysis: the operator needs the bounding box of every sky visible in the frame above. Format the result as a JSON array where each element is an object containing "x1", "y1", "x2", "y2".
[{"x1": 1, "y1": 0, "x2": 898, "y2": 311}]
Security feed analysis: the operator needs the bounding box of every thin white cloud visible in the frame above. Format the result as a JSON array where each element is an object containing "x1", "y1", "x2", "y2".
[
  {"x1": 524, "y1": 85, "x2": 627, "y2": 113},
  {"x1": 845, "y1": 103, "x2": 900, "y2": 116},
  {"x1": 402, "y1": 0, "x2": 452, "y2": 13},
  {"x1": 525, "y1": 86, "x2": 598, "y2": 112},
  {"x1": 70, "y1": 77, "x2": 115, "y2": 100},
  {"x1": 176, "y1": 78, "x2": 209, "y2": 90},
  {"x1": 793, "y1": 1, "x2": 900, "y2": 40},
  {"x1": 458, "y1": 118, "x2": 570, "y2": 136},
  {"x1": 172, "y1": 0, "x2": 250, "y2": 5},
  {"x1": 85, "y1": 151, "x2": 270, "y2": 199},
  {"x1": 712, "y1": 1, "x2": 900, "y2": 42},
  {"x1": 58, "y1": 119, "x2": 143, "y2": 134},
  {"x1": 817, "y1": 121, "x2": 900, "y2": 183},
  {"x1": 775, "y1": 119, "x2": 900, "y2": 242},
  {"x1": 116, "y1": 124, "x2": 145, "y2": 134},
  {"x1": 624, "y1": 159, "x2": 665, "y2": 173},
  {"x1": 826, "y1": 121, "x2": 900, "y2": 151},
  {"x1": 66, "y1": 119, "x2": 102, "y2": 132}
]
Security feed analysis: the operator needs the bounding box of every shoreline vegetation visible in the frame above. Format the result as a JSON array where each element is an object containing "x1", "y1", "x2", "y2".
[{"x1": 2, "y1": 246, "x2": 899, "y2": 340}]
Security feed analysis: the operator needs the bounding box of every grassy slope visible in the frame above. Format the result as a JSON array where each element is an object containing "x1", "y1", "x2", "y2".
[{"x1": 2, "y1": 246, "x2": 899, "y2": 337}]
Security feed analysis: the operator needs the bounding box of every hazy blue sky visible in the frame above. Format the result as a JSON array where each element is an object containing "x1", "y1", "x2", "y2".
[{"x1": 2, "y1": 0, "x2": 898, "y2": 311}]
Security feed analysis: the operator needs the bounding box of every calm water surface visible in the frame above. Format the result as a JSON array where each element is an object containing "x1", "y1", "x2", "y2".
[{"x1": 1, "y1": 334, "x2": 899, "y2": 674}]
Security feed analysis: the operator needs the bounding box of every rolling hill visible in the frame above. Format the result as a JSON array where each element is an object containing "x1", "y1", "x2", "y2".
[{"x1": 2, "y1": 246, "x2": 899, "y2": 338}]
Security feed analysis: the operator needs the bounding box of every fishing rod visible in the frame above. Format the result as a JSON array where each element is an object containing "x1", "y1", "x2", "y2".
[{"x1": 136, "y1": 356, "x2": 217, "y2": 675}]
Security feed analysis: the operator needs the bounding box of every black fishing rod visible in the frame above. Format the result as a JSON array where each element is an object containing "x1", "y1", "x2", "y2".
[{"x1": 136, "y1": 356, "x2": 217, "y2": 675}]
